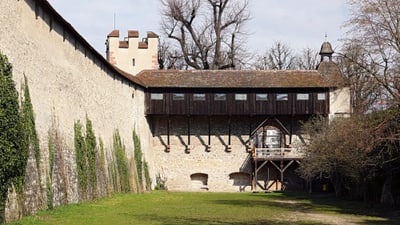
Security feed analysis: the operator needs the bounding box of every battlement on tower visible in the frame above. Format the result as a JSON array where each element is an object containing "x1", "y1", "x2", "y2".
[{"x1": 106, "y1": 30, "x2": 158, "y2": 75}]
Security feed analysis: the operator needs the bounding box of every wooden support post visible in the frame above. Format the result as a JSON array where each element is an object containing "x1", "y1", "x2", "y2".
[
  {"x1": 269, "y1": 160, "x2": 295, "y2": 191},
  {"x1": 227, "y1": 116, "x2": 232, "y2": 152},
  {"x1": 254, "y1": 160, "x2": 258, "y2": 191},
  {"x1": 290, "y1": 116, "x2": 294, "y2": 145},
  {"x1": 256, "y1": 161, "x2": 269, "y2": 174},
  {"x1": 186, "y1": 116, "x2": 191, "y2": 152},
  {"x1": 280, "y1": 161, "x2": 284, "y2": 190},
  {"x1": 166, "y1": 116, "x2": 171, "y2": 152},
  {"x1": 247, "y1": 118, "x2": 252, "y2": 152},
  {"x1": 207, "y1": 116, "x2": 211, "y2": 151}
]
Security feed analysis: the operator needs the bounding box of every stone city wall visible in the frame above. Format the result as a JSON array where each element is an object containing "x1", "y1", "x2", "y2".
[
  {"x1": 150, "y1": 116, "x2": 306, "y2": 192},
  {"x1": 0, "y1": 0, "x2": 153, "y2": 219}
]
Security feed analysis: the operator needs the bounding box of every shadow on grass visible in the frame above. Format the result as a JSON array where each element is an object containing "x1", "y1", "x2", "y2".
[
  {"x1": 135, "y1": 213, "x2": 325, "y2": 225},
  {"x1": 213, "y1": 192, "x2": 400, "y2": 225}
]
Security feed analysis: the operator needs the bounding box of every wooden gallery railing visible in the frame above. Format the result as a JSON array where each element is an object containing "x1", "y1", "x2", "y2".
[{"x1": 251, "y1": 147, "x2": 304, "y2": 160}]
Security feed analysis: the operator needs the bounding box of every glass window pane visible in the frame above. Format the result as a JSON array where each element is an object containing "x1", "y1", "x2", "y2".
[
  {"x1": 256, "y1": 93, "x2": 268, "y2": 101},
  {"x1": 317, "y1": 93, "x2": 326, "y2": 100},
  {"x1": 296, "y1": 93, "x2": 309, "y2": 100},
  {"x1": 276, "y1": 93, "x2": 288, "y2": 101},
  {"x1": 150, "y1": 93, "x2": 163, "y2": 100},
  {"x1": 193, "y1": 93, "x2": 206, "y2": 101},
  {"x1": 235, "y1": 94, "x2": 247, "y2": 101},
  {"x1": 173, "y1": 93, "x2": 185, "y2": 100},
  {"x1": 214, "y1": 93, "x2": 226, "y2": 101}
]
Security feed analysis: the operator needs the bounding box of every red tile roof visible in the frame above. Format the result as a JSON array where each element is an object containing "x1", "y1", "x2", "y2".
[
  {"x1": 135, "y1": 70, "x2": 337, "y2": 89},
  {"x1": 128, "y1": 30, "x2": 139, "y2": 38},
  {"x1": 138, "y1": 41, "x2": 148, "y2": 49},
  {"x1": 108, "y1": 30, "x2": 120, "y2": 37}
]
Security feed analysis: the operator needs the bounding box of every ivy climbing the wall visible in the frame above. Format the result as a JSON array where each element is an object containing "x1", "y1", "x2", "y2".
[
  {"x1": 113, "y1": 130, "x2": 130, "y2": 193},
  {"x1": 85, "y1": 117, "x2": 97, "y2": 198},
  {"x1": 21, "y1": 76, "x2": 41, "y2": 180},
  {"x1": 74, "y1": 121, "x2": 88, "y2": 200},
  {"x1": 133, "y1": 130, "x2": 151, "y2": 191},
  {"x1": 74, "y1": 117, "x2": 98, "y2": 201},
  {"x1": 0, "y1": 52, "x2": 28, "y2": 223}
]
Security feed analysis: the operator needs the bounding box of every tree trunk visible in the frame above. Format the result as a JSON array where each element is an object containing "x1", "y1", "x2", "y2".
[
  {"x1": 330, "y1": 173, "x2": 343, "y2": 197},
  {"x1": 380, "y1": 169, "x2": 394, "y2": 206}
]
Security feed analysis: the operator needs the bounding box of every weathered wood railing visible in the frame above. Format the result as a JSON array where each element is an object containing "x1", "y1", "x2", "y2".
[{"x1": 252, "y1": 147, "x2": 304, "y2": 160}]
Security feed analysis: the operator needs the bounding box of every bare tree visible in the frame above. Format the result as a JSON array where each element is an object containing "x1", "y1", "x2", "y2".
[
  {"x1": 158, "y1": 39, "x2": 187, "y2": 70},
  {"x1": 337, "y1": 42, "x2": 381, "y2": 113},
  {"x1": 296, "y1": 47, "x2": 319, "y2": 70},
  {"x1": 160, "y1": 0, "x2": 250, "y2": 70},
  {"x1": 344, "y1": 0, "x2": 400, "y2": 107},
  {"x1": 253, "y1": 41, "x2": 296, "y2": 70}
]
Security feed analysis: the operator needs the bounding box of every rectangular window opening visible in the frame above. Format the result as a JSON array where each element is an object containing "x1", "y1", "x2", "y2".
[
  {"x1": 256, "y1": 93, "x2": 268, "y2": 101},
  {"x1": 193, "y1": 93, "x2": 206, "y2": 101},
  {"x1": 235, "y1": 94, "x2": 247, "y2": 101},
  {"x1": 150, "y1": 93, "x2": 164, "y2": 100},
  {"x1": 296, "y1": 93, "x2": 309, "y2": 101},
  {"x1": 276, "y1": 93, "x2": 288, "y2": 101},
  {"x1": 214, "y1": 93, "x2": 226, "y2": 101},
  {"x1": 173, "y1": 93, "x2": 185, "y2": 100},
  {"x1": 317, "y1": 93, "x2": 327, "y2": 100}
]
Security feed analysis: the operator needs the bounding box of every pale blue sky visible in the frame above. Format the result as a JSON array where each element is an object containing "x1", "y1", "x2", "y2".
[{"x1": 47, "y1": 0, "x2": 349, "y2": 56}]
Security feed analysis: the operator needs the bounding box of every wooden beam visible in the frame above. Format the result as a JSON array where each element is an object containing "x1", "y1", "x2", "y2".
[
  {"x1": 254, "y1": 160, "x2": 257, "y2": 191},
  {"x1": 208, "y1": 116, "x2": 211, "y2": 146},
  {"x1": 167, "y1": 117, "x2": 170, "y2": 146},
  {"x1": 166, "y1": 116, "x2": 171, "y2": 152},
  {"x1": 187, "y1": 116, "x2": 191, "y2": 146},
  {"x1": 228, "y1": 116, "x2": 231, "y2": 146},
  {"x1": 256, "y1": 160, "x2": 269, "y2": 173}
]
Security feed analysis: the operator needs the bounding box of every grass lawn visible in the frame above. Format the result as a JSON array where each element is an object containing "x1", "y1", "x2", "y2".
[{"x1": 10, "y1": 191, "x2": 400, "y2": 225}]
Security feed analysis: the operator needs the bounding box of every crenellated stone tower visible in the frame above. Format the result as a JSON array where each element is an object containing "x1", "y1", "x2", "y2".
[{"x1": 106, "y1": 30, "x2": 158, "y2": 75}]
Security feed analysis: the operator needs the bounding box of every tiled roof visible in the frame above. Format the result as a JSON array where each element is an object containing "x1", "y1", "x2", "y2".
[
  {"x1": 135, "y1": 70, "x2": 337, "y2": 89},
  {"x1": 138, "y1": 41, "x2": 148, "y2": 49},
  {"x1": 108, "y1": 30, "x2": 120, "y2": 37},
  {"x1": 128, "y1": 30, "x2": 139, "y2": 38}
]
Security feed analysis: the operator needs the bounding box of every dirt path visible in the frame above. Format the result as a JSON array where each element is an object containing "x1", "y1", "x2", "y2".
[{"x1": 272, "y1": 199, "x2": 387, "y2": 224}]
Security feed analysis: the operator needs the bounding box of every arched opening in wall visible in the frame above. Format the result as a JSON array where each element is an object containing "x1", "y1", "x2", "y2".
[
  {"x1": 229, "y1": 172, "x2": 251, "y2": 192},
  {"x1": 190, "y1": 173, "x2": 208, "y2": 191}
]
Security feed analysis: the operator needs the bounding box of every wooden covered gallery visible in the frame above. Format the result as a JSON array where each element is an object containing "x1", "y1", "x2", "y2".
[{"x1": 135, "y1": 48, "x2": 349, "y2": 192}]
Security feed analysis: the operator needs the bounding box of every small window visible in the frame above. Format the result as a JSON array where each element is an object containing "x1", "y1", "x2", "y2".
[
  {"x1": 235, "y1": 94, "x2": 247, "y2": 101},
  {"x1": 193, "y1": 93, "x2": 206, "y2": 101},
  {"x1": 276, "y1": 93, "x2": 288, "y2": 101},
  {"x1": 297, "y1": 93, "x2": 309, "y2": 100},
  {"x1": 317, "y1": 93, "x2": 327, "y2": 100},
  {"x1": 132, "y1": 58, "x2": 135, "y2": 66},
  {"x1": 214, "y1": 93, "x2": 226, "y2": 101},
  {"x1": 150, "y1": 93, "x2": 163, "y2": 100},
  {"x1": 256, "y1": 93, "x2": 268, "y2": 101},
  {"x1": 173, "y1": 93, "x2": 185, "y2": 100}
]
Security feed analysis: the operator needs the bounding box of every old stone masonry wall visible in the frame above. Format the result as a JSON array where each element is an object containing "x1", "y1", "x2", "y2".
[{"x1": 0, "y1": 0, "x2": 152, "y2": 221}]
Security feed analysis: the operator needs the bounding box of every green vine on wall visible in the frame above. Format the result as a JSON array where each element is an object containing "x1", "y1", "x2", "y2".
[
  {"x1": 113, "y1": 130, "x2": 130, "y2": 193},
  {"x1": 85, "y1": 117, "x2": 97, "y2": 198},
  {"x1": 47, "y1": 131, "x2": 55, "y2": 210},
  {"x1": 0, "y1": 51, "x2": 28, "y2": 223},
  {"x1": 21, "y1": 76, "x2": 41, "y2": 180},
  {"x1": 74, "y1": 121, "x2": 87, "y2": 200},
  {"x1": 133, "y1": 129, "x2": 151, "y2": 191},
  {"x1": 74, "y1": 117, "x2": 98, "y2": 200}
]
